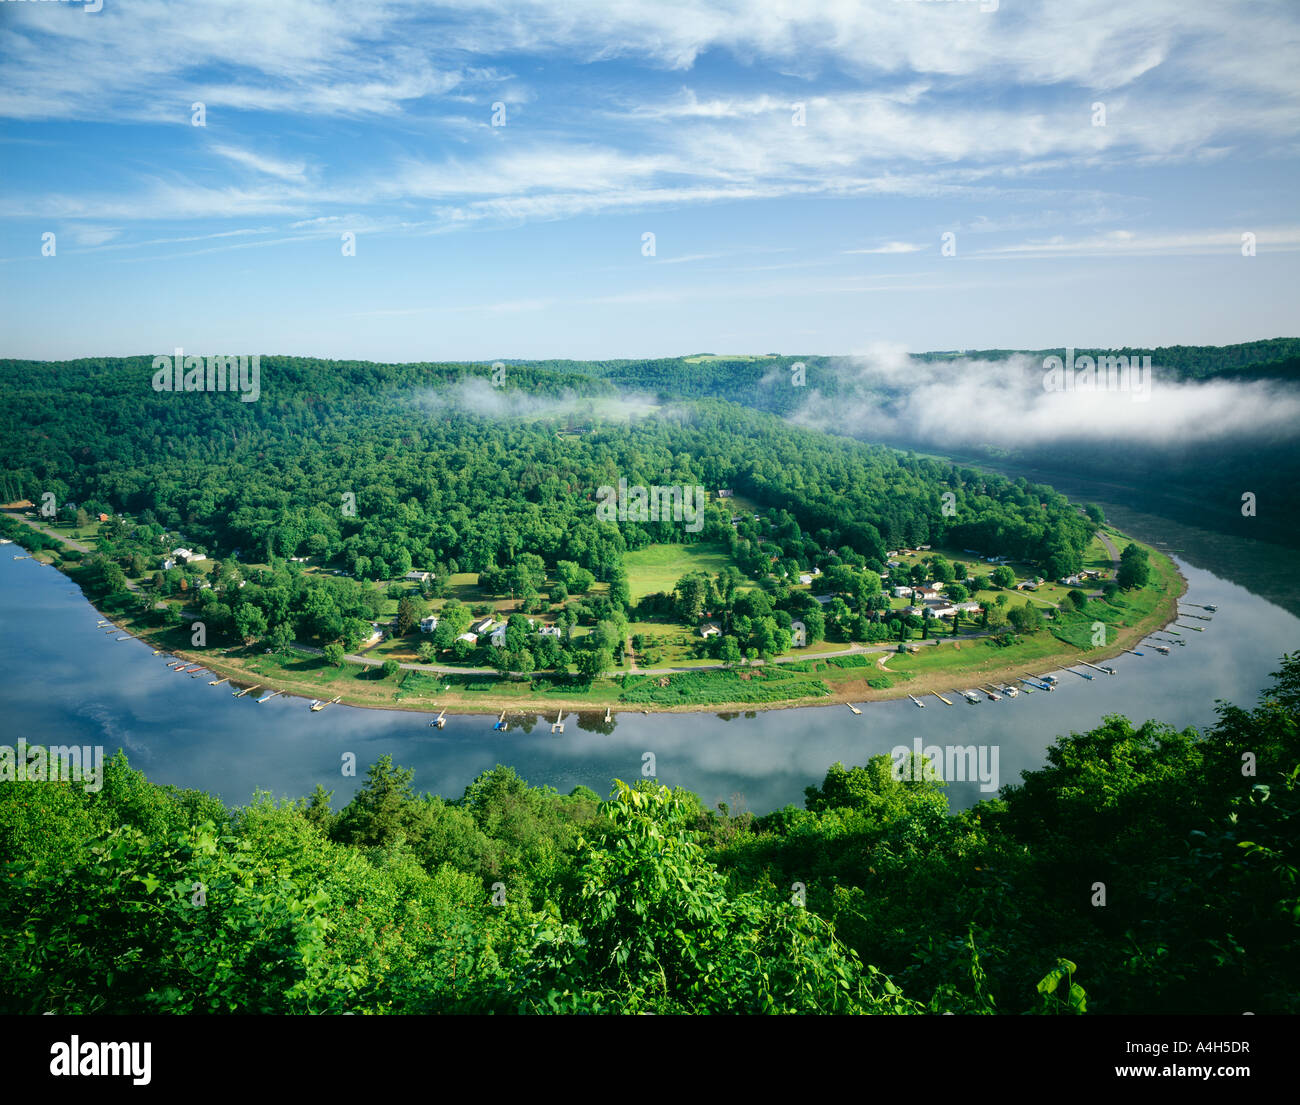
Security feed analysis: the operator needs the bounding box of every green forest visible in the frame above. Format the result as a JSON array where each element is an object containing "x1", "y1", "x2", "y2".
[
  {"x1": 0, "y1": 355, "x2": 1103, "y2": 671},
  {"x1": 2, "y1": 654, "x2": 1295, "y2": 1014}
]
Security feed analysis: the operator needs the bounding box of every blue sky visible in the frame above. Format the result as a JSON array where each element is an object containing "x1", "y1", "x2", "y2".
[{"x1": 1, "y1": 0, "x2": 1297, "y2": 361}]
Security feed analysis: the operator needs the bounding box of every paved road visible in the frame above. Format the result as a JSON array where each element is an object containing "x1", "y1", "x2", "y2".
[{"x1": 1096, "y1": 528, "x2": 1121, "y2": 567}]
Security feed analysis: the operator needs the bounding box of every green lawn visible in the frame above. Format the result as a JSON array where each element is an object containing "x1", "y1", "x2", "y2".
[{"x1": 623, "y1": 542, "x2": 737, "y2": 601}]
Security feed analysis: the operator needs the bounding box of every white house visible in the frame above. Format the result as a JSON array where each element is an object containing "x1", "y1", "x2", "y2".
[
  {"x1": 457, "y1": 632, "x2": 478, "y2": 644},
  {"x1": 538, "y1": 625, "x2": 562, "y2": 637},
  {"x1": 470, "y1": 617, "x2": 496, "y2": 635},
  {"x1": 699, "y1": 621, "x2": 722, "y2": 638},
  {"x1": 893, "y1": 586, "x2": 914, "y2": 599},
  {"x1": 171, "y1": 547, "x2": 194, "y2": 562},
  {"x1": 717, "y1": 489, "x2": 734, "y2": 498},
  {"x1": 491, "y1": 624, "x2": 507, "y2": 648},
  {"x1": 419, "y1": 615, "x2": 438, "y2": 633},
  {"x1": 405, "y1": 570, "x2": 432, "y2": 583},
  {"x1": 161, "y1": 558, "x2": 176, "y2": 571}
]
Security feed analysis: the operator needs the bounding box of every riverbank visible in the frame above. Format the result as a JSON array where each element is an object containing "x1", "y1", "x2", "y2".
[{"x1": 10, "y1": 515, "x2": 1186, "y2": 717}]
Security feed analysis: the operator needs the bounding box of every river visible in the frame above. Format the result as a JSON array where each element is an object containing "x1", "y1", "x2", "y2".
[{"x1": 1, "y1": 526, "x2": 1296, "y2": 815}]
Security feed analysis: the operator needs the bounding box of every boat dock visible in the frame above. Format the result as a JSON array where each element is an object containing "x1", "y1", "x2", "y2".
[
  {"x1": 908, "y1": 694, "x2": 925, "y2": 708},
  {"x1": 208, "y1": 676, "x2": 228, "y2": 686},
  {"x1": 551, "y1": 711, "x2": 565, "y2": 734},
  {"x1": 845, "y1": 702, "x2": 862, "y2": 715},
  {"x1": 1175, "y1": 622, "x2": 1204, "y2": 632},
  {"x1": 1123, "y1": 648, "x2": 1143, "y2": 656},
  {"x1": 257, "y1": 690, "x2": 282, "y2": 703},
  {"x1": 493, "y1": 710, "x2": 508, "y2": 731},
  {"x1": 1068, "y1": 668, "x2": 1094, "y2": 680},
  {"x1": 433, "y1": 708, "x2": 446, "y2": 729},
  {"x1": 979, "y1": 685, "x2": 1001, "y2": 701},
  {"x1": 309, "y1": 700, "x2": 323, "y2": 712},
  {"x1": 957, "y1": 689, "x2": 981, "y2": 704},
  {"x1": 233, "y1": 686, "x2": 258, "y2": 697},
  {"x1": 1078, "y1": 660, "x2": 1115, "y2": 675},
  {"x1": 932, "y1": 691, "x2": 953, "y2": 706}
]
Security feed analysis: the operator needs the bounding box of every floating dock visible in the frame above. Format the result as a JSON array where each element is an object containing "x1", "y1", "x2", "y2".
[
  {"x1": 1019, "y1": 676, "x2": 1048, "y2": 691},
  {"x1": 233, "y1": 686, "x2": 258, "y2": 697},
  {"x1": 998, "y1": 683, "x2": 1019, "y2": 697},
  {"x1": 1123, "y1": 648, "x2": 1144, "y2": 656},
  {"x1": 432, "y1": 708, "x2": 446, "y2": 729},
  {"x1": 605, "y1": 706, "x2": 612, "y2": 723},
  {"x1": 257, "y1": 690, "x2": 282, "y2": 703},
  {"x1": 979, "y1": 685, "x2": 1001, "y2": 701},
  {"x1": 1078, "y1": 660, "x2": 1115, "y2": 675},
  {"x1": 1175, "y1": 623, "x2": 1204, "y2": 632},
  {"x1": 493, "y1": 710, "x2": 508, "y2": 731},
  {"x1": 957, "y1": 689, "x2": 981, "y2": 704},
  {"x1": 932, "y1": 691, "x2": 953, "y2": 706},
  {"x1": 845, "y1": 702, "x2": 862, "y2": 715},
  {"x1": 551, "y1": 711, "x2": 565, "y2": 734},
  {"x1": 1068, "y1": 668, "x2": 1094, "y2": 680},
  {"x1": 309, "y1": 700, "x2": 323, "y2": 712},
  {"x1": 208, "y1": 676, "x2": 228, "y2": 686},
  {"x1": 908, "y1": 694, "x2": 925, "y2": 708}
]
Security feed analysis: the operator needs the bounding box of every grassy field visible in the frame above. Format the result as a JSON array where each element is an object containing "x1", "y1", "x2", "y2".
[{"x1": 623, "y1": 541, "x2": 736, "y2": 601}]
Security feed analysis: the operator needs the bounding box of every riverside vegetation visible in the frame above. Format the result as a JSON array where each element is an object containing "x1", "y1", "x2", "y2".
[
  {"x1": 1, "y1": 655, "x2": 1295, "y2": 1014},
  {"x1": 0, "y1": 355, "x2": 1176, "y2": 711}
]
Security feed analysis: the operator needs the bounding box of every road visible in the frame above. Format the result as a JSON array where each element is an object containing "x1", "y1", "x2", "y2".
[{"x1": 1096, "y1": 528, "x2": 1121, "y2": 567}]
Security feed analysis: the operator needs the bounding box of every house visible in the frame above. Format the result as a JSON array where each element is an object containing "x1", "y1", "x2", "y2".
[
  {"x1": 538, "y1": 625, "x2": 562, "y2": 637},
  {"x1": 699, "y1": 621, "x2": 722, "y2": 639},
  {"x1": 405, "y1": 571, "x2": 432, "y2": 583},
  {"x1": 171, "y1": 547, "x2": 195, "y2": 563},
  {"x1": 798, "y1": 574, "x2": 814, "y2": 585},
  {"x1": 916, "y1": 584, "x2": 944, "y2": 600},
  {"x1": 893, "y1": 586, "x2": 914, "y2": 599},
  {"x1": 1058, "y1": 575, "x2": 1082, "y2": 586},
  {"x1": 419, "y1": 615, "x2": 438, "y2": 633},
  {"x1": 813, "y1": 594, "x2": 834, "y2": 605},
  {"x1": 917, "y1": 544, "x2": 931, "y2": 551},
  {"x1": 289, "y1": 556, "x2": 309, "y2": 563},
  {"x1": 457, "y1": 632, "x2": 479, "y2": 644},
  {"x1": 470, "y1": 617, "x2": 496, "y2": 635},
  {"x1": 717, "y1": 489, "x2": 734, "y2": 498},
  {"x1": 161, "y1": 558, "x2": 176, "y2": 571},
  {"x1": 98, "y1": 512, "x2": 110, "y2": 523},
  {"x1": 1016, "y1": 581, "x2": 1038, "y2": 591},
  {"x1": 1081, "y1": 569, "x2": 1102, "y2": 580},
  {"x1": 491, "y1": 625, "x2": 507, "y2": 648}
]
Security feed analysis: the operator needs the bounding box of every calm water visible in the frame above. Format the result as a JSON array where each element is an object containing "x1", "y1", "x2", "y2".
[{"x1": 1, "y1": 545, "x2": 1296, "y2": 814}]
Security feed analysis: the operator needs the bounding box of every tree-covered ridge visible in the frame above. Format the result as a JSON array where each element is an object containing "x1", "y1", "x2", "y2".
[
  {"x1": 0, "y1": 355, "x2": 1091, "y2": 584},
  {"x1": 2, "y1": 655, "x2": 1295, "y2": 1014}
]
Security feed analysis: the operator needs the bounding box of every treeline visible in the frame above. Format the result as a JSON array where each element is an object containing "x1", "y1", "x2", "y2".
[
  {"x1": 2, "y1": 655, "x2": 1295, "y2": 1014},
  {"x1": 0, "y1": 356, "x2": 1092, "y2": 588}
]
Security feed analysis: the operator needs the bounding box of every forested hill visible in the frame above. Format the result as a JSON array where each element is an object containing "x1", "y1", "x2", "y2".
[{"x1": 0, "y1": 355, "x2": 1095, "y2": 582}]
